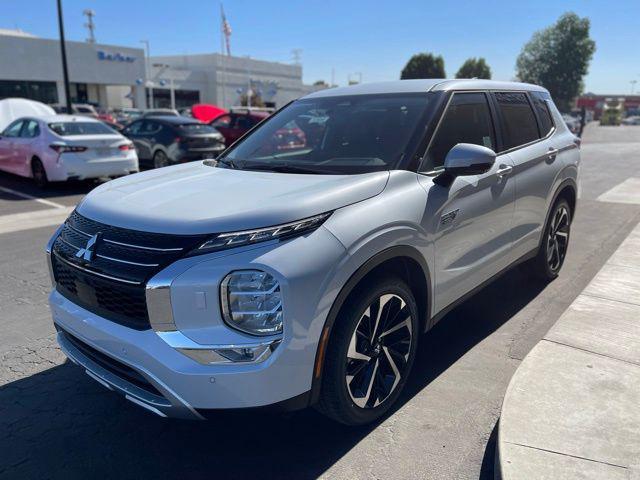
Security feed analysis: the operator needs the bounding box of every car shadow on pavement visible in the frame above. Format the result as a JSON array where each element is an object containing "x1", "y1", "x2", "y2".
[
  {"x1": 0, "y1": 267, "x2": 545, "y2": 480},
  {"x1": 0, "y1": 170, "x2": 98, "y2": 201}
]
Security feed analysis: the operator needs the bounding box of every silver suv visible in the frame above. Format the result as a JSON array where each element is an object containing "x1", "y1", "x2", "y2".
[{"x1": 46, "y1": 79, "x2": 579, "y2": 425}]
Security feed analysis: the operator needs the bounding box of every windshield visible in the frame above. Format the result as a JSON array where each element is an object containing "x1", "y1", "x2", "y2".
[
  {"x1": 48, "y1": 122, "x2": 116, "y2": 136},
  {"x1": 217, "y1": 93, "x2": 431, "y2": 174}
]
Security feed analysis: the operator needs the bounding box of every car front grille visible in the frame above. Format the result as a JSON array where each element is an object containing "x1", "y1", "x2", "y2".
[{"x1": 51, "y1": 210, "x2": 208, "y2": 330}]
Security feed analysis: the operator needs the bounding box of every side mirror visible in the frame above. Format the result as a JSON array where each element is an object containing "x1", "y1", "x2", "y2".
[{"x1": 443, "y1": 143, "x2": 496, "y2": 177}]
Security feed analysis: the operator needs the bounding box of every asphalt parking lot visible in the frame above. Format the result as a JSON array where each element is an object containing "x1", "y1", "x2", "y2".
[{"x1": 1, "y1": 124, "x2": 640, "y2": 480}]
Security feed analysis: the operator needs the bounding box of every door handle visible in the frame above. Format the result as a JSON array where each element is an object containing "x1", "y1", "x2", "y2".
[
  {"x1": 547, "y1": 147, "x2": 559, "y2": 160},
  {"x1": 496, "y1": 165, "x2": 513, "y2": 178}
]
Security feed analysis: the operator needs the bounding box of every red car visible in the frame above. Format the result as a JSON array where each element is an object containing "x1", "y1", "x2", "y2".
[{"x1": 210, "y1": 109, "x2": 305, "y2": 150}]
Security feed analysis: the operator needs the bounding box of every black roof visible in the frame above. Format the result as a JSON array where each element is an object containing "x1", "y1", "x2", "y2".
[{"x1": 142, "y1": 115, "x2": 201, "y2": 125}]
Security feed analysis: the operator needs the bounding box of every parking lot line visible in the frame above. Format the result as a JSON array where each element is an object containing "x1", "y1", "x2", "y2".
[
  {"x1": 0, "y1": 207, "x2": 73, "y2": 235},
  {"x1": 597, "y1": 177, "x2": 640, "y2": 205},
  {"x1": 0, "y1": 186, "x2": 68, "y2": 209}
]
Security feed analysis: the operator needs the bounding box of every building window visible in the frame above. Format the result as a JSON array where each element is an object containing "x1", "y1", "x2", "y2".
[
  {"x1": 148, "y1": 88, "x2": 200, "y2": 109},
  {"x1": 0, "y1": 80, "x2": 58, "y2": 104},
  {"x1": 70, "y1": 83, "x2": 88, "y2": 103}
]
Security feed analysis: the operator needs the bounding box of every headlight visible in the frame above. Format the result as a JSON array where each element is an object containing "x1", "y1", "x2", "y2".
[
  {"x1": 191, "y1": 212, "x2": 332, "y2": 255},
  {"x1": 221, "y1": 270, "x2": 283, "y2": 336}
]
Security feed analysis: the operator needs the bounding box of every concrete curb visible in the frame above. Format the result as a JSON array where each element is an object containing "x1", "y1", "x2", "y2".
[{"x1": 496, "y1": 222, "x2": 640, "y2": 480}]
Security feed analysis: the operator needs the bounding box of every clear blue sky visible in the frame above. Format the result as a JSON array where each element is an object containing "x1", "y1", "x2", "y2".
[{"x1": 4, "y1": 0, "x2": 639, "y2": 93}]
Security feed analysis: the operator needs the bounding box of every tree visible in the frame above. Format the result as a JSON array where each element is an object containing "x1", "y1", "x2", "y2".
[
  {"x1": 400, "y1": 53, "x2": 445, "y2": 79},
  {"x1": 455, "y1": 57, "x2": 491, "y2": 79},
  {"x1": 313, "y1": 80, "x2": 329, "y2": 87},
  {"x1": 516, "y1": 12, "x2": 595, "y2": 112}
]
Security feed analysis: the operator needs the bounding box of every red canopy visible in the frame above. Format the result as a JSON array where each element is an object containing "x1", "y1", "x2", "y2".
[{"x1": 191, "y1": 104, "x2": 227, "y2": 123}]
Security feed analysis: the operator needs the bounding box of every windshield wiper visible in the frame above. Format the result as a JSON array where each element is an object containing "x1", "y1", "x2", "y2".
[
  {"x1": 243, "y1": 163, "x2": 336, "y2": 174},
  {"x1": 215, "y1": 157, "x2": 238, "y2": 169}
]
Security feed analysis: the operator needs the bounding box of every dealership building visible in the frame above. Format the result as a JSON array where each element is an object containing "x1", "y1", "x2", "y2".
[{"x1": 0, "y1": 28, "x2": 319, "y2": 110}]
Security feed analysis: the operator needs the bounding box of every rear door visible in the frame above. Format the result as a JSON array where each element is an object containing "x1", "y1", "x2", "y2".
[
  {"x1": 0, "y1": 120, "x2": 24, "y2": 173},
  {"x1": 123, "y1": 120, "x2": 148, "y2": 159},
  {"x1": 491, "y1": 91, "x2": 560, "y2": 259},
  {"x1": 419, "y1": 92, "x2": 516, "y2": 313},
  {"x1": 12, "y1": 119, "x2": 40, "y2": 175}
]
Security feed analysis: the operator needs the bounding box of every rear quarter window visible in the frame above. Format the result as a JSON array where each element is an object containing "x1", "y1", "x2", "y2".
[
  {"x1": 495, "y1": 92, "x2": 540, "y2": 150},
  {"x1": 530, "y1": 92, "x2": 554, "y2": 137}
]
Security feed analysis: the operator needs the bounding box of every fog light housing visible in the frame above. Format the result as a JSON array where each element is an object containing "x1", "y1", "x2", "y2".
[{"x1": 221, "y1": 270, "x2": 283, "y2": 336}]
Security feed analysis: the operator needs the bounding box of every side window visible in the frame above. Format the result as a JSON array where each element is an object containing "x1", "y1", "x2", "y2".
[
  {"x1": 235, "y1": 116, "x2": 253, "y2": 130},
  {"x1": 142, "y1": 121, "x2": 162, "y2": 135},
  {"x1": 3, "y1": 120, "x2": 24, "y2": 138},
  {"x1": 495, "y1": 92, "x2": 540, "y2": 150},
  {"x1": 425, "y1": 92, "x2": 495, "y2": 170},
  {"x1": 124, "y1": 120, "x2": 144, "y2": 135},
  {"x1": 531, "y1": 92, "x2": 554, "y2": 137},
  {"x1": 211, "y1": 114, "x2": 231, "y2": 128},
  {"x1": 21, "y1": 120, "x2": 40, "y2": 138}
]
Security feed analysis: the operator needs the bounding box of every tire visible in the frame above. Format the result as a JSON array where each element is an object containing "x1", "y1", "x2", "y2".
[
  {"x1": 153, "y1": 150, "x2": 169, "y2": 169},
  {"x1": 316, "y1": 276, "x2": 420, "y2": 425},
  {"x1": 31, "y1": 158, "x2": 48, "y2": 189},
  {"x1": 525, "y1": 198, "x2": 572, "y2": 281}
]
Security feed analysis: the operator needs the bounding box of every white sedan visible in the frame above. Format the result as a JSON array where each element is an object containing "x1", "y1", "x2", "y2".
[{"x1": 0, "y1": 115, "x2": 139, "y2": 187}]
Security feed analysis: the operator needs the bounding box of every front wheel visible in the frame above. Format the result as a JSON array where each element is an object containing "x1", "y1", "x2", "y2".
[{"x1": 316, "y1": 277, "x2": 419, "y2": 425}]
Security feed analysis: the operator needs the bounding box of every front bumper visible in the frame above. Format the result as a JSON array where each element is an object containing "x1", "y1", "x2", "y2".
[{"x1": 48, "y1": 225, "x2": 347, "y2": 418}]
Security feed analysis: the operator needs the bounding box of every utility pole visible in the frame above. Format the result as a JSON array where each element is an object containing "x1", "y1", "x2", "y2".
[
  {"x1": 83, "y1": 9, "x2": 96, "y2": 43},
  {"x1": 56, "y1": 0, "x2": 72, "y2": 113},
  {"x1": 291, "y1": 49, "x2": 302, "y2": 65}
]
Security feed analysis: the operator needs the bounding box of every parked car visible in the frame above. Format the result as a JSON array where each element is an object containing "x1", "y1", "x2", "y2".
[
  {"x1": 622, "y1": 115, "x2": 640, "y2": 126},
  {"x1": 210, "y1": 108, "x2": 270, "y2": 145},
  {"x1": 0, "y1": 115, "x2": 138, "y2": 187},
  {"x1": 46, "y1": 80, "x2": 578, "y2": 425},
  {"x1": 72, "y1": 103, "x2": 99, "y2": 118},
  {"x1": 141, "y1": 108, "x2": 180, "y2": 118},
  {"x1": 113, "y1": 108, "x2": 142, "y2": 124},
  {"x1": 121, "y1": 116, "x2": 225, "y2": 168},
  {"x1": 562, "y1": 114, "x2": 580, "y2": 134}
]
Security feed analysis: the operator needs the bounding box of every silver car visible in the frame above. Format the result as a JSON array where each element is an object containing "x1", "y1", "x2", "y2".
[{"x1": 46, "y1": 79, "x2": 579, "y2": 425}]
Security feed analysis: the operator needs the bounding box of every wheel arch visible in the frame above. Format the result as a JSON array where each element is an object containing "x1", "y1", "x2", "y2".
[
  {"x1": 309, "y1": 245, "x2": 432, "y2": 405},
  {"x1": 538, "y1": 179, "x2": 577, "y2": 250}
]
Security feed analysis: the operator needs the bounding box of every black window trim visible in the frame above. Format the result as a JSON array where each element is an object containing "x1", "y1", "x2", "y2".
[
  {"x1": 489, "y1": 90, "x2": 556, "y2": 155},
  {"x1": 418, "y1": 89, "x2": 498, "y2": 174},
  {"x1": 529, "y1": 92, "x2": 556, "y2": 141}
]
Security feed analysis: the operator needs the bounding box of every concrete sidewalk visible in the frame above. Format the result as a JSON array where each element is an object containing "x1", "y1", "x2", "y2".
[{"x1": 496, "y1": 222, "x2": 640, "y2": 479}]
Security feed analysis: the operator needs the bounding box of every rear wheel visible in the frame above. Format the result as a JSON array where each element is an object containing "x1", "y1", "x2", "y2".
[
  {"x1": 316, "y1": 276, "x2": 419, "y2": 425},
  {"x1": 153, "y1": 150, "x2": 169, "y2": 169},
  {"x1": 31, "y1": 158, "x2": 48, "y2": 189},
  {"x1": 525, "y1": 198, "x2": 571, "y2": 281}
]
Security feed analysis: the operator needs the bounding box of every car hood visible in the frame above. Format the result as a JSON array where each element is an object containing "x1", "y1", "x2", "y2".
[{"x1": 77, "y1": 162, "x2": 389, "y2": 234}]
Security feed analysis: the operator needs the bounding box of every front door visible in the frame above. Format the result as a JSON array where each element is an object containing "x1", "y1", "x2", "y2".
[{"x1": 418, "y1": 92, "x2": 516, "y2": 313}]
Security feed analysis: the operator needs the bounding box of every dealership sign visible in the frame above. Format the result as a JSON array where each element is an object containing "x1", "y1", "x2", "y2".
[{"x1": 97, "y1": 51, "x2": 136, "y2": 63}]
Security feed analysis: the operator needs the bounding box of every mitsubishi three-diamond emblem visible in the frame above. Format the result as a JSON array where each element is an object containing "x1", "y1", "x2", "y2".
[{"x1": 75, "y1": 233, "x2": 101, "y2": 263}]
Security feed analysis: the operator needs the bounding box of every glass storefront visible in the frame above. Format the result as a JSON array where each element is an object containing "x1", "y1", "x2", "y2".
[
  {"x1": 0, "y1": 80, "x2": 58, "y2": 104},
  {"x1": 147, "y1": 88, "x2": 200, "y2": 109}
]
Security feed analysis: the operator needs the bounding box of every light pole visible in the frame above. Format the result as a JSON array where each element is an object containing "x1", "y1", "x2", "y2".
[
  {"x1": 56, "y1": 0, "x2": 72, "y2": 113},
  {"x1": 140, "y1": 40, "x2": 153, "y2": 108},
  {"x1": 153, "y1": 63, "x2": 175, "y2": 110},
  {"x1": 631, "y1": 80, "x2": 638, "y2": 95}
]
